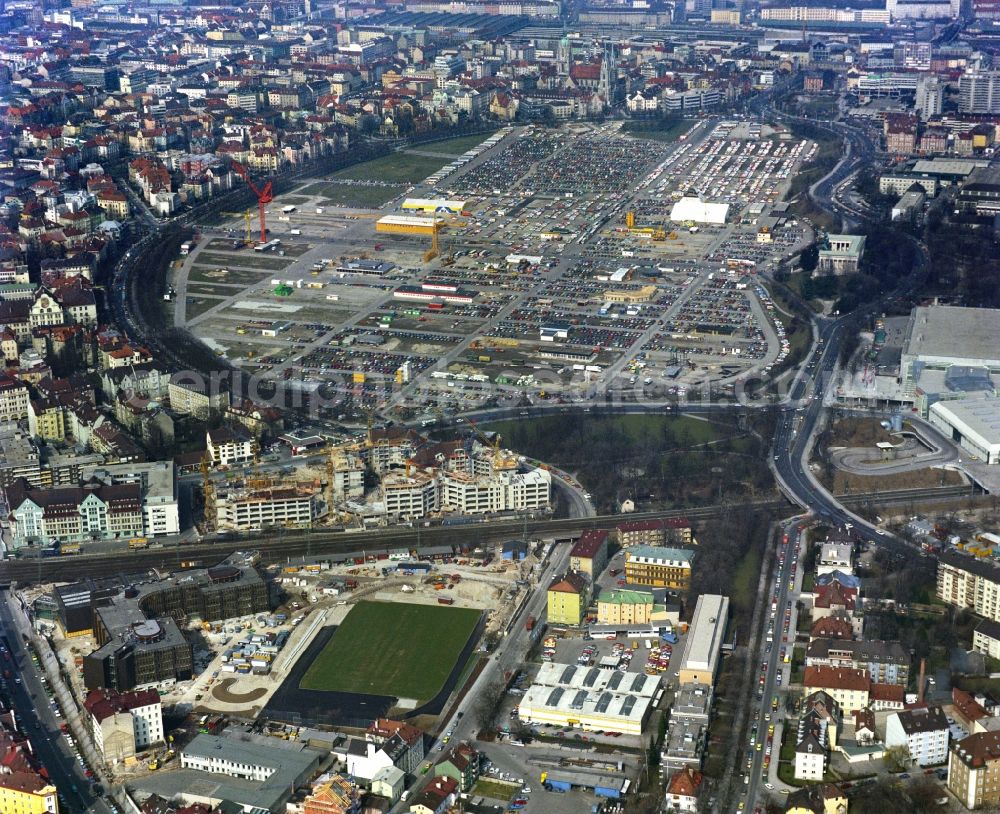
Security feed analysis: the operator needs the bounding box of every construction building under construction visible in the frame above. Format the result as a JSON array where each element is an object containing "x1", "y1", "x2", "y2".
[{"x1": 214, "y1": 484, "x2": 321, "y2": 531}]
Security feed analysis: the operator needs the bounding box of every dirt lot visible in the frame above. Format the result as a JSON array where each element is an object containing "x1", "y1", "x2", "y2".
[
  {"x1": 824, "y1": 416, "x2": 895, "y2": 448},
  {"x1": 829, "y1": 466, "x2": 966, "y2": 495}
]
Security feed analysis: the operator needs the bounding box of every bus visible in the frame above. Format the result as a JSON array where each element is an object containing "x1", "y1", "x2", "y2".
[
  {"x1": 60, "y1": 543, "x2": 81, "y2": 555},
  {"x1": 254, "y1": 239, "x2": 282, "y2": 253},
  {"x1": 281, "y1": 205, "x2": 297, "y2": 214},
  {"x1": 129, "y1": 538, "x2": 148, "y2": 550}
]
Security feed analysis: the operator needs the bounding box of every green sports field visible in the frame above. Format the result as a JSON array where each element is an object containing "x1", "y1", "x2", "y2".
[{"x1": 300, "y1": 601, "x2": 481, "y2": 701}]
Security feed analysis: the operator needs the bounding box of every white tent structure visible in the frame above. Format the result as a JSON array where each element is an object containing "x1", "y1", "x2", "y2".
[{"x1": 670, "y1": 195, "x2": 729, "y2": 225}]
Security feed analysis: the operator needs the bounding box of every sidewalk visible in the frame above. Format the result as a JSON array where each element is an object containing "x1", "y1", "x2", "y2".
[{"x1": 6, "y1": 593, "x2": 108, "y2": 789}]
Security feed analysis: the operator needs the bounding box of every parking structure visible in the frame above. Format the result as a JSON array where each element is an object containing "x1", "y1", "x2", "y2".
[{"x1": 175, "y1": 119, "x2": 815, "y2": 421}]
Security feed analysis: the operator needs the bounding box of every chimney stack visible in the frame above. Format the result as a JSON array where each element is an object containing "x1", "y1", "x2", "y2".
[{"x1": 918, "y1": 658, "x2": 926, "y2": 704}]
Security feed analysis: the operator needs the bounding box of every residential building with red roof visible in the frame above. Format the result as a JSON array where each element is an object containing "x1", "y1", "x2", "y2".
[
  {"x1": 803, "y1": 666, "x2": 870, "y2": 714},
  {"x1": 570, "y1": 529, "x2": 609, "y2": 577},
  {"x1": 84, "y1": 687, "x2": 163, "y2": 760},
  {"x1": 665, "y1": 766, "x2": 703, "y2": 812}
]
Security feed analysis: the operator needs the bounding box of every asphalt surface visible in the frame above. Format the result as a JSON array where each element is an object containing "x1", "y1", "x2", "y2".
[{"x1": 0, "y1": 595, "x2": 110, "y2": 814}]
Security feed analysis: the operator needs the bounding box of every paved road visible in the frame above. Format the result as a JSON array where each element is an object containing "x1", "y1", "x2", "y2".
[
  {"x1": 0, "y1": 594, "x2": 111, "y2": 814},
  {"x1": 396, "y1": 539, "x2": 575, "y2": 811}
]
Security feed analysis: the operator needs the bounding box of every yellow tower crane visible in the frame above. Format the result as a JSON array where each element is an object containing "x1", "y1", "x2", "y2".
[
  {"x1": 243, "y1": 209, "x2": 254, "y2": 247},
  {"x1": 200, "y1": 455, "x2": 215, "y2": 531},
  {"x1": 423, "y1": 222, "x2": 442, "y2": 263}
]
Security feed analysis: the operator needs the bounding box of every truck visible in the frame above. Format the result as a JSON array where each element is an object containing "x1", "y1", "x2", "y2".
[
  {"x1": 437, "y1": 597, "x2": 455, "y2": 605},
  {"x1": 525, "y1": 616, "x2": 536, "y2": 631}
]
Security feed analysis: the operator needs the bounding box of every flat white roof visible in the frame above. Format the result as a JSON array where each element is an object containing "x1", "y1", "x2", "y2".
[
  {"x1": 680, "y1": 594, "x2": 729, "y2": 673},
  {"x1": 904, "y1": 306, "x2": 1000, "y2": 368},
  {"x1": 931, "y1": 397, "x2": 1000, "y2": 448}
]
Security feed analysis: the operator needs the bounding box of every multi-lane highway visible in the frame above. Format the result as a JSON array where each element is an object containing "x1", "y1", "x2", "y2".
[
  {"x1": 0, "y1": 597, "x2": 109, "y2": 814},
  {"x1": 740, "y1": 520, "x2": 805, "y2": 811}
]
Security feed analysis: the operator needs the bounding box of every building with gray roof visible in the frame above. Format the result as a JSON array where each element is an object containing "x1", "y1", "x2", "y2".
[
  {"x1": 901, "y1": 306, "x2": 1000, "y2": 395},
  {"x1": 129, "y1": 731, "x2": 322, "y2": 813}
]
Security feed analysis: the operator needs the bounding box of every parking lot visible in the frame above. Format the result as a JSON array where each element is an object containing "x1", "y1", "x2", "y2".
[{"x1": 175, "y1": 120, "x2": 815, "y2": 419}]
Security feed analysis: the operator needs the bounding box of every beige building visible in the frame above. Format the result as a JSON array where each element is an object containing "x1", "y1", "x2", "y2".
[
  {"x1": 677, "y1": 594, "x2": 728, "y2": 687},
  {"x1": 949, "y1": 730, "x2": 1000, "y2": 810},
  {"x1": 597, "y1": 589, "x2": 654, "y2": 626},
  {"x1": 803, "y1": 666, "x2": 870, "y2": 714},
  {"x1": 938, "y1": 551, "x2": 1000, "y2": 623},
  {"x1": 0, "y1": 376, "x2": 30, "y2": 422},
  {"x1": 167, "y1": 376, "x2": 230, "y2": 418}
]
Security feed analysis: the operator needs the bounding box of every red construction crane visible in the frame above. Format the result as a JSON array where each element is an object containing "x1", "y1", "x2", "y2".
[{"x1": 231, "y1": 160, "x2": 273, "y2": 244}]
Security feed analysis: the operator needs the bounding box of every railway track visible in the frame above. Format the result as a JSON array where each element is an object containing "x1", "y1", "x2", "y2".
[{"x1": 0, "y1": 485, "x2": 973, "y2": 586}]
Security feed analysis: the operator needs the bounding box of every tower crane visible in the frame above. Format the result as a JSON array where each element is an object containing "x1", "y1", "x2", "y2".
[
  {"x1": 231, "y1": 160, "x2": 273, "y2": 245},
  {"x1": 200, "y1": 454, "x2": 216, "y2": 532}
]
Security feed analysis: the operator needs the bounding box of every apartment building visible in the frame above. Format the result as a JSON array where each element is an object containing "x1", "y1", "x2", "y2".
[
  {"x1": 547, "y1": 571, "x2": 590, "y2": 626},
  {"x1": 885, "y1": 706, "x2": 948, "y2": 767},
  {"x1": 7, "y1": 477, "x2": 144, "y2": 548},
  {"x1": 84, "y1": 687, "x2": 163, "y2": 761},
  {"x1": 597, "y1": 588, "x2": 655, "y2": 626},
  {"x1": 615, "y1": 518, "x2": 693, "y2": 547},
  {"x1": 949, "y1": 730, "x2": 1000, "y2": 809},
  {"x1": 0, "y1": 774, "x2": 58, "y2": 814},
  {"x1": 937, "y1": 551, "x2": 1000, "y2": 622},
  {"x1": 803, "y1": 666, "x2": 870, "y2": 714},
  {"x1": 677, "y1": 594, "x2": 728, "y2": 688},
  {"x1": 972, "y1": 619, "x2": 1000, "y2": 660},
  {"x1": 381, "y1": 471, "x2": 438, "y2": 519},
  {"x1": 439, "y1": 467, "x2": 550, "y2": 515},
  {"x1": 570, "y1": 529, "x2": 609, "y2": 577},
  {"x1": 960, "y1": 71, "x2": 1000, "y2": 114},
  {"x1": 82, "y1": 461, "x2": 179, "y2": 537},
  {"x1": 805, "y1": 639, "x2": 910, "y2": 686},
  {"x1": 795, "y1": 691, "x2": 839, "y2": 781},
  {"x1": 207, "y1": 426, "x2": 255, "y2": 467},
  {"x1": 817, "y1": 542, "x2": 854, "y2": 576},
  {"x1": 0, "y1": 376, "x2": 30, "y2": 421},
  {"x1": 167, "y1": 376, "x2": 229, "y2": 418},
  {"x1": 624, "y1": 546, "x2": 694, "y2": 590}
]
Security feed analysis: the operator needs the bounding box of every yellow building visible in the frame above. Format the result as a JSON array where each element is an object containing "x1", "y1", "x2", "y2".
[
  {"x1": 569, "y1": 529, "x2": 609, "y2": 578},
  {"x1": 624, "y1": 546, "x2": 694, "y2": 590},
  {"x1": 0, "y1": 773, "x2": 59, "y2": 814},
  {"x1": 547, "y1": 571, "x2": 590, "y2": 626},
  {"x1": 784, "y1": 782, "x2": 848, "y2": 814},
  {"x1": 375, "y1": 215, "x2": 443, "y2": 236},
  {"x1": 603, "y1": 285, "x2": 656, "y2": 303},
  {"x1": 596, "y1": 589, "x2": 654, "y2": 626},
  {"x1": 28, "y1": 399, "x2": 65, "y2": 443}
]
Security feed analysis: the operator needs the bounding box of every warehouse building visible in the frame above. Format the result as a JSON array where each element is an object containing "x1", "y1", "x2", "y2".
[
  {"x1": 137, "y1": 731, "x2": 325, "y2": 813},
  {"x1": 901, "y1": 306, "x2": 1000, "y2": 395},
  {"x1": 669, "y1": 194, "x2": 729, "y2": 224},
  {"x1": 929, "y1": 397, "x2": 1000, "y2": 464},
  {"x1": 517, "y1": 663, "x2": 661, "y2": 736},
  {"x1": 401, "y1": 198, "x2": 466, "y2": 214},
  {"x1": 375, "y1": 214, "x2": 444, "y2": 236},
  {"x1": 677, "y1": 594, "x2": 729, "y2": 687}
]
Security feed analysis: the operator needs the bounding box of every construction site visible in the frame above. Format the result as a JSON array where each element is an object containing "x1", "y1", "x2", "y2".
[
  {"x1": 172, "y1": 120, "x2": 816, "y2": 419},
  {"x1": 198, "y1": 420, "x2": 551, "y2": 537}
]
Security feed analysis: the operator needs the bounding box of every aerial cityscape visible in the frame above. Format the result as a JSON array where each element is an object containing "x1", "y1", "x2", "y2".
[{"x1": 3, "y1": 0, "x2": 1000, "y2": 813}]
